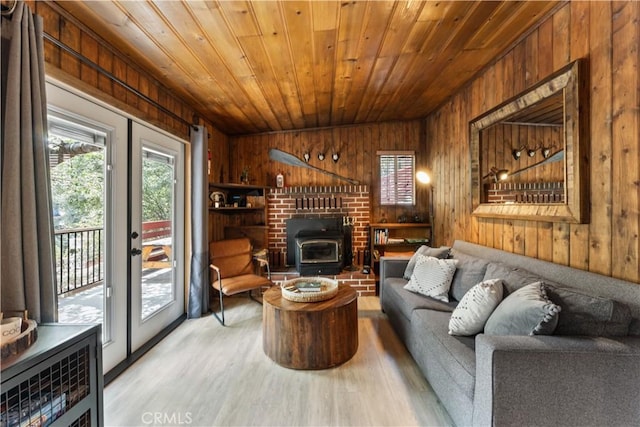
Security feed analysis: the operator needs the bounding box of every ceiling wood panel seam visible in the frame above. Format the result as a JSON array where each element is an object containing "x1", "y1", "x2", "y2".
[
  {"x1": 111, "y1": 1, "x2": 214, "y2": 108},
  {"x1": 208, "y1": 1, "x2": 280, "y2": 131},
  {"x1": 353, "y1": 1, "x2": 402, "y2": 123}
]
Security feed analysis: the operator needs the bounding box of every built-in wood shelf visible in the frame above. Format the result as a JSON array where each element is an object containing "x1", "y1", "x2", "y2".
[
  {"x1": 209, "y1": 183, "x2": 269, "y2": 249},
  {"x1": 369, "y1": 223, "x2": 432, "y2": 274}
]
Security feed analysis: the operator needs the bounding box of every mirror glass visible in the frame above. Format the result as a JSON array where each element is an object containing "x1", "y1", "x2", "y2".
[
  {"x1": 480, "y1": 91, "x2": 565, "y2": 204},
  {"x1": 470, "y1": 59, "x2": 589, "y2": 223}
]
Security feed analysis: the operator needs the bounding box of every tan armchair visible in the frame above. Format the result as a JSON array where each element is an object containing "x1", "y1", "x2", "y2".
[{"x1": 209, "y1": 238, "x2": 272, "y2": 325}]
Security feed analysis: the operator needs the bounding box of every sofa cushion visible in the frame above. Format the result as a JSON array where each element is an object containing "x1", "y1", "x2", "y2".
[
  {"x1": 409, "y1": 309, "x2": 476, "y2": 401},
  {"x1": 485, "y1": 282, "x2": 561, "y2": 335},
  {"x1": 403, "y1": 245, "x2": 451, "y2": 279},
  {"x1": 449, "y1": 250, "x2": 491, "y2": 301},
  {"x1": 449, "y1": 279, "x2": 504, "y2": 336},
  {"x1": 545, "y1": 283, "x2": 632, "y2": 337},
  {"x1": 383, "y1": 278, "x2": 457, "y2": 321},
  {"x1": 404, "y1": 255, "x2": 458, "y2": 302},
  {"x1": 482, "y1": 261, "x2": 543, "y2": 295},
  {"x1": 382, "y1": 277, "x2": 456, "y2": 345}
]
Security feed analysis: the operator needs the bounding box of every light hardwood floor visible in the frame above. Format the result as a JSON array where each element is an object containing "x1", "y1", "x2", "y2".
[{"x1": 104, "y1": 296, "x2": 454, "y2": 427}]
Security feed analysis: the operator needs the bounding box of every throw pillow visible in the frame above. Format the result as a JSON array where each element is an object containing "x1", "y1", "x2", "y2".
[
  {"x1": 448, "y1": 250, "x2": 491, "y2": 301},
  {"x1": 449, "y1": 279, "x2": 504, "y2": 336},
  {"x1": 403, "y1": 245, "x2": 451, "y2": 280},
  {"x1": 404, "y1": 254, "x2": 458, "y2": 302},
  {"x1": 545, "y1": 283, "x2": 632, "y2": 336},
  {"x1": 484, "y1": 282, "x2": 561, "y2": 336}
]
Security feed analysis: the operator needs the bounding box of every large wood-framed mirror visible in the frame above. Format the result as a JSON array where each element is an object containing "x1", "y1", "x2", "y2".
[{"x1": 470, "y1": 59, "x2": 589, "y2": 223}]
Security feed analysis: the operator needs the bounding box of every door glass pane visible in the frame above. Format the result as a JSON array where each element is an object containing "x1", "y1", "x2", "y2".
[
  {"x1": 49, "y1": 117, "x2": 109, "y2": 340},
  {"x1": 140, "y1": 148, "x2": 175, "y2": 320}
]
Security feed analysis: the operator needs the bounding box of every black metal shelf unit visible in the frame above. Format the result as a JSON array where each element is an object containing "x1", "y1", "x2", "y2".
[{"x1": 1, "y1": 324, "x2": 103, "y2": 427}]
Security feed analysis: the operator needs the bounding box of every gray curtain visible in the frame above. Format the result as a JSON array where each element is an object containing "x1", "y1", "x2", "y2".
[
  {"x1": 1, "y1": 2, "x2": 56, "y2": 323},
  {"x1": 187, "y1": 125, "x2": 209, "y2": 318}
]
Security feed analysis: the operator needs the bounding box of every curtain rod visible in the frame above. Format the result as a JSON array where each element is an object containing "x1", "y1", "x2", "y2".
[{"x1": 42, "y1": 32, "x2": 196, "y2": 132}]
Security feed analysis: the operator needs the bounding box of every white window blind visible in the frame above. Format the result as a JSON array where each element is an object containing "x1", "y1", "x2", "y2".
[
  {"x1": 48, "y1": 115, "x2": 106, "y2": 145},
  {"x1": 379, "y1": 152, "x2": 415, "y2": 205}
]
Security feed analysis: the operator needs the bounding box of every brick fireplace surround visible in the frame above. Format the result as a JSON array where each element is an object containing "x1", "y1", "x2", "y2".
[{"x1": 266, "y1": 185, "x2": 376, "y2": 296}]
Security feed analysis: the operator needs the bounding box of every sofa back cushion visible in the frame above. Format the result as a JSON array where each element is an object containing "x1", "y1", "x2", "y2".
[
  {"x1": 449, "y1": 250, "x2": 490, "y2": 301},
  {"x1": 452, "y1": 240, "x2": 640, "y2": 336},
  {"x1": 482, "y1": 262, "x2": 543, "y2": 295},
  {"x1": 545, "y1": 283, "x2": 632, "y2": 336}
]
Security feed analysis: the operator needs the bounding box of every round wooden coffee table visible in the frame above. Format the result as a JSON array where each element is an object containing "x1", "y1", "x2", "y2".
[{"x1": 262, "y1": 284, "x2": 358, "y2": 369}]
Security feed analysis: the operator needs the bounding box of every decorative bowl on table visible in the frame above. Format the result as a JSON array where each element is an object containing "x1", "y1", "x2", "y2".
[{"x1": 281, "y1": 277, "x2": 339, "y2": 303}]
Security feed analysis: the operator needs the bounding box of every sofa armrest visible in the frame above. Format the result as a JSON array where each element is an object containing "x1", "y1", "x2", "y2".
[
  {"x1": 379, "y1": 257, "x2": 410, "y2": 301},
  {"x1": 473, "y1": 334, "x2": 640, "y2": 426},
  {"x1": 379, "y1": 257, "x2": 410, "y2": 280}
]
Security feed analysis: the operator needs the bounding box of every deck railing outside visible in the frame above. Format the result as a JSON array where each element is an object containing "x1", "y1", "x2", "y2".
[
  {"x1": 54, "y1": 220, "x2": 171, "y2": 296},
  {"x1": 55, "y1": 226, "x2": 103, "y2": 296}
]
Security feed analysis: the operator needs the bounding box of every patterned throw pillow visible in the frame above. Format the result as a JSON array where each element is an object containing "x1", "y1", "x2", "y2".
[
  {"x1": 448, "y1": 279, "x2": 504, "y2": 336},
  {"x1": 403, "y1": 245, "x2": 452, "y2": 279},
  {"x1": 404, "y1": 254, "x2": 458, "y2": 302}
]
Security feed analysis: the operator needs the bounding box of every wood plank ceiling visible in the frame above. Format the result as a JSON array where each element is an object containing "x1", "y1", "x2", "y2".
[{"x1": 55, "y1": 0, "x2": 560, "y2": 136}]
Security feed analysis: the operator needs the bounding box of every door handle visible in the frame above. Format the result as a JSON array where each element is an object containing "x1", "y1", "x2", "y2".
[{"x1": 131, "y1": 248, "x2": 142, "y2": 256}]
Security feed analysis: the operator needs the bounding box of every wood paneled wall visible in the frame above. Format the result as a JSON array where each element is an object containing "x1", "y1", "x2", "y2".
[
  {"x1": 426, "y1": 1, "x2": 640, "y2": 284},
  {"x1": 229, "y1": 121, "x2": 430, "y2": 226},
  {"x1": 27, "y1": 0, "x2": 227, "y2": 151}
]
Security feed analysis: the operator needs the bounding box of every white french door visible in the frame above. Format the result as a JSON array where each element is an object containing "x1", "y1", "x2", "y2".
[
  {"x1": 47, "y1": 82, "x2": 128, "y2": 373},
  {"x1": 47, "y1": 81, "x2": 186, "y2": 373},
  {"x1": 130, "y1": 122, "x2": 185, "y2": 352}
]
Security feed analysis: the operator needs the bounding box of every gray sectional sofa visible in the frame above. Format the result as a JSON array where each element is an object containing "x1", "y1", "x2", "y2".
[{"x1": 379, "y1": 240, "x2": 640, "y2": 427}]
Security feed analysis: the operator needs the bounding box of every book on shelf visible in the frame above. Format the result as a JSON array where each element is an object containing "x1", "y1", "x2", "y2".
[
  {"x1": 404, "y1": 238, "x2": 429, "y2": 244},
  {"x1": 374, "y1": 228, "x2": 389, "y2": 244},
  {"x1": 2, "y1": 391, "x2": 67, "y2": 427}
]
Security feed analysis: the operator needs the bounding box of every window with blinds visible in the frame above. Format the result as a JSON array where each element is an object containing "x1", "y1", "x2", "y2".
[{"x1": 378, "y1": 151, "x2": 415, "y2": 205}]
